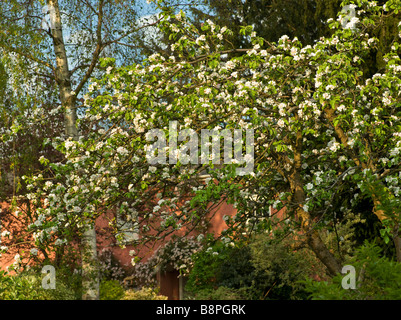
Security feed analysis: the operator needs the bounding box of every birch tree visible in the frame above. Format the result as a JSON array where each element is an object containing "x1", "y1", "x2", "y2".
[{"x1": 0, "y1": 0, "x2": 167, "y2": 300}]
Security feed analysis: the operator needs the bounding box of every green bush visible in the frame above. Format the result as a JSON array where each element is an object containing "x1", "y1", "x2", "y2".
[
  {"x1": 122, "y1": 287, "x2": 168, "y2": 300},
  {"x1": 217, "y1": 245, "x2": 270, "y2": 300},
  {"x1": 99, "y1": 279, "x2": 125, "y2": 300},
  {"x1": 248, "y1": 233, "x2": 312, "y2": 300},
  {"x1": 186, "y1": 234, "x2": 313, "y2": 300},
  {"x1": 0, "y1": 270, "x2": 77, "y2": 300},
  {"x1": 185, "y1": 240, "x2": 233, "y2": 293},
  {"x1": 0, "y1": 271, "x2": 48, "y2": 300},
  {"x1": 186, "y1": 286, "x2": 246, "y2": 300},
  {"x1": 303, "y1": 241, "x2": 401, "y2": 300}
]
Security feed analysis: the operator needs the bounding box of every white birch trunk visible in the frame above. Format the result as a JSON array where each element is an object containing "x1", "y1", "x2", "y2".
[{"x1": 47, "y1": 0, "x2": 99, "y2": 300}]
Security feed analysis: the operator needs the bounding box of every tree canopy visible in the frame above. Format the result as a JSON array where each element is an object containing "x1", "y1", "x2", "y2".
[{"x1": 1, "y1": 0, "x2": 401, "y2": 300}]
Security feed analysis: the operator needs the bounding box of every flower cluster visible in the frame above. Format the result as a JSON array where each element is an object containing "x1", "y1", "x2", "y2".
[{"x1": 129, "y1": 237, "x2": 203, "y2": 287}]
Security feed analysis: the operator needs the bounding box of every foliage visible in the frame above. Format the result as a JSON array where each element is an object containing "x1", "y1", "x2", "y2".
[
  {"x1": 186, "y1": 233, "x2": 315, "y2": 300},
  {"x1": 318, "y1": 210, "x2": 367, "y2": 263},
  {"x1": 185, "y1": 239, "x2": 235, "y2": 293},
  {"x1": 0, "y1": 0, "x2": 180, "y2": 274},
  {"x1": 186, "y1": 286, "x2": 247, "y2": 300},
  {"x1": 3, "y1": 0, "x2": 401, "y2": 281},
  {"x1": 99, "y1": 279, "x2": 125, "y2": 300},
  {"x1": 218, "y1": 244, "x2": 268, "y2": 299},
  {"x1": 304, "y1": 241, "x2": 401, "y2": 299},
  {"x1": 190, "y1": 0, "x2": 342, "y2": 46},
  {"x1": 52, "y1": 264, "x2": 83, "y2": 300},
  {"x1": 194, "y1": 0, "x2": 399, "y2": 75},
  {"x1": 0, "y1": 56, "x2": 63, "y2": 201},
  {"x1": 249, "y1": 233, "x2": 315, "y2": 300},
  {"x1": 122, "y1": 287, "x2": 168, "y2": 300},
  {"x1": 0, "y1": 271, "x2": 48, "y2": 300},
  {"x1": 0, "y1": 269, "x2": 77, "y2": 300}
]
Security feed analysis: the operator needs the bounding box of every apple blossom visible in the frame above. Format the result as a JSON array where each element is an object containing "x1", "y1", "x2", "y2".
[{"x1": 3, "y1": 0, "x2": 401, "y2": 275}]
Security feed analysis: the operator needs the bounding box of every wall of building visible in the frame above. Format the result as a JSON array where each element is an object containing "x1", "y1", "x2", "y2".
[{"x1": 0, "y1": 199, "x2": 237, "y2": 299}]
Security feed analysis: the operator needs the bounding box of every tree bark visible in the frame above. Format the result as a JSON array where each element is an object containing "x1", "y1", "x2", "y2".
[
  {"x1": 81, "y1": 225, "x2": 100, "y2": 300},
  {"x1": 292, "y1": 183, "x2": 342, "y2": 276},
  {"x1": 47, "y1": 0, "x2": 99, "y2": 300},
  {"x1": 289, "y1": 129, "x2": 342, "y2": 276},
  {"x1": 306, "y1": 230, "x2": 342, "y2": 275}
]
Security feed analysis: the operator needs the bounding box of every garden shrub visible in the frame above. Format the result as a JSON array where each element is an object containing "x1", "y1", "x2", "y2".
[
  {"x1": 186, "y1": 234, "x2": 314, "y2": 300},
  {"x1": 186, "y1": 286, "x2": 246, "y2": 300},
  {"x1": 217, "y1": 245, "x2": 270, "y2": 300},
  {"x1": 303, "y1": 241, "x2": 401, "y2": 300},
  {"x1": 248, "y1": 233, "x2": 313, "y2": 300},
  {"x1": 122, "y1": 287, "x2": 167, "y2": 300},
  {"x1": 184, "y1": 241, "x2": 259, "y2": 299},
  {"x1": 0, "y1": 270, "x2": 49, "y2": 300},
  {"x1": 185, "y1": 240, "x2": 234, "y2": 294},
  {"x1": 99, "y1": 279, "x2": 125, "y2": 300},
  {"x1": 0, "y1": 269, "x2": 77, "y2": 300}
]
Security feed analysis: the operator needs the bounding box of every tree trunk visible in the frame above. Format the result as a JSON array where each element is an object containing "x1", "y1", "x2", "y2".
[
  {"x1": 47, "y1": 0, "x2": 99, "y2": 300},
  {"x1": 290, "y1": 129, "x2": 342, "y2": 276},
  {"x1": 81, "y1": 226, "x2": 100, "y2": 300},
  {"x1": 294, "y1": 190, "x2": 342, "y2": 276},
  {"x1": 306, "y1": 230, "x2": 342, "y2": 276}
]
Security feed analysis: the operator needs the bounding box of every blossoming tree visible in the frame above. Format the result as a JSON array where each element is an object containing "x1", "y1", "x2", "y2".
[
  {"x1": 5, "y1": 0, "x2": 401, "y2": 285},
  {"x1": 0, "y1": 0, "x2": 173, "y2": 299}
]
